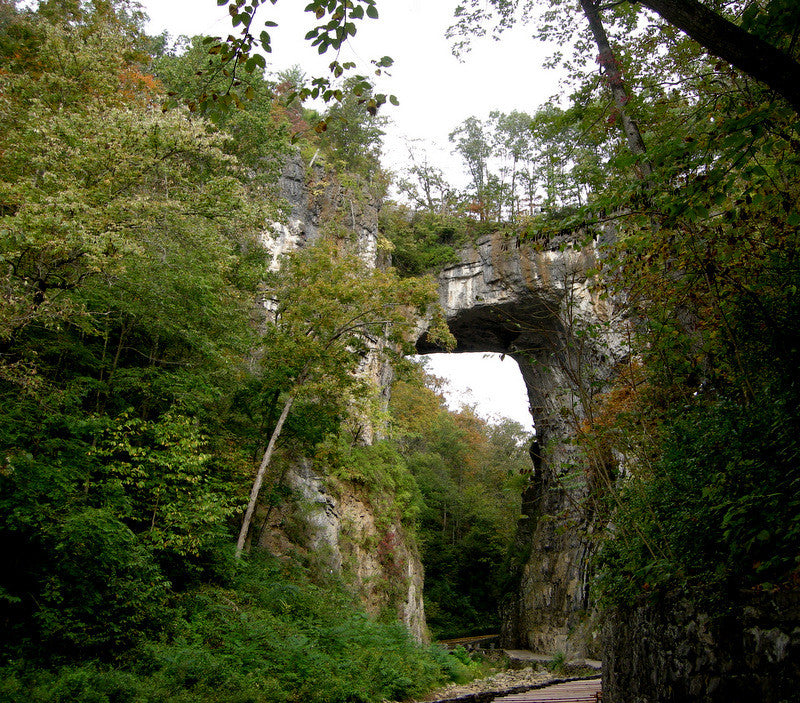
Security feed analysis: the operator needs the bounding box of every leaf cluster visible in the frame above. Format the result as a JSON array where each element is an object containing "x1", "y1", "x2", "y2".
[{"x1": 193, "y1": 0, "x2": 397, "y2": 120}]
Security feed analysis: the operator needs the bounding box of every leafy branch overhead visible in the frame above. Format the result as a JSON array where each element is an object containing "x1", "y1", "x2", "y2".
[
  {"x1": 449, "y1": 0, "x2": 800, "y2": 115},
  {"x1": 196, "y1": 0, "x2": 398, "y2": 118}
]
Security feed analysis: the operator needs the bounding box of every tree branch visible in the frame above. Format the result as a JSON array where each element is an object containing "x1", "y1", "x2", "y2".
[{"x1": 635, "y1": 0, "x2": 800, "y2": 113}]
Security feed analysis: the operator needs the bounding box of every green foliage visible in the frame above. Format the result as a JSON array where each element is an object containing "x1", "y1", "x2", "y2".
[
  {"x1": 199, "y1": 0, "x2": 397, "y2": 120},
  {"x1": 260, "y1": 238, "x2": 439, "y2": 388},
  {"x1": 0, "y1": 9, "x2": 268, "y2": 348},
  {"x1": 442, "y1": 0, "x2": 800, "y2": 625},
  {"x1": 390, "y1": 372, "x2": 530, "y2": 637},
  {"x1": 0, "y1": 555, "x2": 461, "y2": 703},
  {"x1": 234, "y1": 237, "x2": 443, "y2": 557},
  {"x1": 0, "y1": 0, "x2": 260, "y2": 663},
  {"x1": 546, "y1": 651, "x2": 567, "y2": 676},
  {"x1": 541, "y1": 0, "x2": 800, "y2": 616},
  {"x1": 92, "y1": 411, "x2": 240, "y2": 557},
  {"x1": 597, "y1": 388, "x2": 800, "y2": 609},
  {"x1": 152, "y1": 35, "x2": 293, "y2": 185},
  {"x1": 317, "y1": 437, "x2": 423, "y2": 525},
  {"x1": 380, "y1": 205, "x2": 463, "y2": 276},
  {"x1": 313, "y1": 76, "x2": 387, "y2": 181},
  {"x1": 0, "y1": 3, "x2": 487, "y2": 701}
]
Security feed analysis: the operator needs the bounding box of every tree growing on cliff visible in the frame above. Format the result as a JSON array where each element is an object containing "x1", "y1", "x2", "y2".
[{"x1": 235, "y1": 239, "x2": 450, "y2": 558}]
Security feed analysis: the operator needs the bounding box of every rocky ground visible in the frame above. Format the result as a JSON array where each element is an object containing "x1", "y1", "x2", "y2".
[{"x1": 418, "y1": 666, "x2": 556, "y2": 702}]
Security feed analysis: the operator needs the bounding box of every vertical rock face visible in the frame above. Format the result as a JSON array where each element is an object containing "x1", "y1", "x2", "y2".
[
  {"x1": 255, "y1": 157, "x2": 427, "y2": 642},
  {"x1": 257, "y1": 461, "x2": 427, "y2": 643},
  {"x1": 418, "y1": 230, "x2": 626, "y2": 658}
]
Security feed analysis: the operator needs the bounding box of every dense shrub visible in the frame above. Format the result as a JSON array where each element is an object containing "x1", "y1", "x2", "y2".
[
  {"x1": 597, "y1": 388, "x2": 800, "y2": 610},
  {"x1": 0, "y1": 555, "x2": 468, "y2": 703}
]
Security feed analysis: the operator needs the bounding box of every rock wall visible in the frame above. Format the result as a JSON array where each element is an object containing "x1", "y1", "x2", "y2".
[
  {"x1": 273, "y1": 159, "x2": 625, "y2": 653},
  {"x1": 418, "y1": 228, "x2": 800, "y2": 695},
  {"x1": 257, "y1": 461, "x2": 427, "y2": 642},
  {"x1": 254, "y1": 156, "x2": 427, "y2": 642},
  {"x1": 418, "y1": 230, "x2": 626, "y2": 658},
  {"x1": 602, "y1": 592, "x2": 800, "y2": 702}
]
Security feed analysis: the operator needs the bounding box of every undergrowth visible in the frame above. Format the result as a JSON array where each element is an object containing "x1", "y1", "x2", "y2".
[{"x1": 0, "y1": 554, "x2": 479, "y2": 703}]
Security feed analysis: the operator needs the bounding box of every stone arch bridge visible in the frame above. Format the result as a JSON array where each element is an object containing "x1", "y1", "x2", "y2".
[
  {"x1": 277, "y1": 158, "x2": 624, "y2": 656},
  {"x1": 417, "y1": 230, "x2": 626, "y2": 658}
]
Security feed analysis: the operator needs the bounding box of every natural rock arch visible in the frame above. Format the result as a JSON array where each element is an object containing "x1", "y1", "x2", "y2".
[
  {"x1": 417, "y1": 230, "x2": 625, "y2": 657},
  {"x1": 277, "y1": 157, "x2": 624, "y2": 654}
]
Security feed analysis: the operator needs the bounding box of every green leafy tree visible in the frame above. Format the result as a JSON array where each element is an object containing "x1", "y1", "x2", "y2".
[
  {"x1": 449, "y1": 0, "x2": 800, "y2": 113},
  {"x1": 235, "y1": 239, "x2": 446, "y2": 557},
  {"x1": 489, "y1": 110, "x2": 533, "y2": 220},
  {"x1": 0, "y1": 0, "x2": 269, "y2": 657},
  {"x1": 390, "y1": 371, "x2": 529, "y2": 637},
  {"x1": 152, "y1": 34, "x2": 293, "y2": 182},
  {"x1": 314, "y1": 76, "x2": 388, "y2": 180},
  {"x1": 449, "y1": 116, "x2": 492, "y2": 219}
]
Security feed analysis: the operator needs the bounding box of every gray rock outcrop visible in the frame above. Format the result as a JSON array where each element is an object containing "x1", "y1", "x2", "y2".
[{"x1": 254, "y1": 157, "x2": 427, "y2": 642}]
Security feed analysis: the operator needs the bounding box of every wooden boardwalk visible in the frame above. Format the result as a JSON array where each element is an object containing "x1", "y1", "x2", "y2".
[
  {"x1": 494, "y1": 678, "x2": 602, "y2": 702},
  {"x1": 437, "y1": 634, "x2": 501, "y2": 650}
]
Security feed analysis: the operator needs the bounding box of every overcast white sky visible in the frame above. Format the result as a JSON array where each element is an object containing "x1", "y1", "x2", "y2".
[
  {"x1": 141, "y1": 0, "x2": 556, "y2": 430},
  {"x1": 143, "y1": 0, "x2": 561, "y2": 184}
]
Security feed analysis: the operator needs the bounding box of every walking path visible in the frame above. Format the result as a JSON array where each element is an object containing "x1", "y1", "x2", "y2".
[
  {"x1": 416, "y1": 650, "x2": 602, "y2": 703},
  {"x1": 495, "y1": 678, "x2": 602, "y2": 702}
]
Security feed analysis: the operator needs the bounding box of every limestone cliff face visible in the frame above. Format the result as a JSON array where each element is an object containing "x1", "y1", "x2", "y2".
[
  {"x1": 266, "y1": 157, "x2": 624, "y2": 652},
  {"x1": 254, "y1": 156, "x2": 427, "y2": 642},
  {"x1": 418, "y1": 229, "x2": 627, "y2": 658},
  {"x1": 257, "y1": 462, "x2": 427, "y2": 643}
]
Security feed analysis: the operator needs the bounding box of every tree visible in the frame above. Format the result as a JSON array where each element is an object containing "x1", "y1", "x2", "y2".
[
  {"x1": 235, "y1": 240, "x2": 445, "y2": 558},
  {"x1": 578, "y1": 0, "x2": 652, "y2": 180},
  {"x1": 0, "y1": 0, "x2": 270, "y2": 657},
  {"x1": 449, "y1": 116, "x2": 492, "y2": 219},
  {"x1": 0, "y1": 3, "x2": 268, "y2": 348},
  {"x1": 389, "y1": 369, "x2": 530, "y2": 637},
  {"x1": 397, "y1": 144, "x2": 458, "y2": 214},
  {"x1": 636, "y1": 0, "x2": 800, "y2": 113},
  {"x1": 490, "y1": 110, "x2": 533, "y2": 220},
  {"x1": 152, "y1": 34, "x2": 293, "y2": 180},
  {"x1": 314, "y1": 76, "x2": 388, "y2": 179},
  {"x1": 444, "y1": 0, "x2": 800, "y2": 637},
  {"x1": 450, "y1": 0, "x2": 800, "y2": 113}
]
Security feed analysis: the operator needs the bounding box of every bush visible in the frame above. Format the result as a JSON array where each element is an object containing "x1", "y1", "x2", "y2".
[
  {"x1": 597, "y1": 388, "x2": 800, "y2": 610},
  {"x1": 0, "y1": 553, "x2": 465, "y2": 703}
]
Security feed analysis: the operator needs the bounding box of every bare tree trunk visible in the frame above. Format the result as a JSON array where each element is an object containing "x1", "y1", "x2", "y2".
[
  {"x1": 580, "y1": 0, "x2": 653, "y2": 180},
  {"x1": 235, "y1": 393, "x2": 295, "y2": 559},
  {"x1": 510, "y1": 155, "x2": 518, "y2": 223}
]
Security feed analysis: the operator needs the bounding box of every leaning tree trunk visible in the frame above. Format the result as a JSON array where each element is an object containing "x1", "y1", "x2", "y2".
[
  {"x1": 579, "y1": 0, "x2": 653, "y2": 181},
  {"x1": 235, "y1": 393, "x2": 295, "y2": 559}
]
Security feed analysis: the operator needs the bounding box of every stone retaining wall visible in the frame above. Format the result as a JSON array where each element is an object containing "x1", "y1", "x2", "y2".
[{"x1": 602, "y1": 591, "x2": 800, "y2": 702}]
